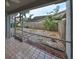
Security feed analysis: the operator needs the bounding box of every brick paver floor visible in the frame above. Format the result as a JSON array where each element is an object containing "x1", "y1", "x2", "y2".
[{"x1": 5, "y1": 37, "x2": 60, "y2": 59}]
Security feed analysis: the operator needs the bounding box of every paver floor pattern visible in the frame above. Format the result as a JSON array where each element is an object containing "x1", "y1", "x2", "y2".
[{"x1": 5, "y1": 37, "x2": 60, "y2": 59}]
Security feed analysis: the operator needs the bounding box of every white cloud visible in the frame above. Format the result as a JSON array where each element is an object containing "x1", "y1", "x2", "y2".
[{"x1": 27, "y1": 2, "x2": 66, "y2": 17}]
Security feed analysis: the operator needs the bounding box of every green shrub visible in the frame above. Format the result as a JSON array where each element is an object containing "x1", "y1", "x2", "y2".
[
  {"x1": 43, "y1": 6, "x2": 62, "y2": 31},
  {"x1": 43, "y1": 17, "x2": 58, "y2": 31}
]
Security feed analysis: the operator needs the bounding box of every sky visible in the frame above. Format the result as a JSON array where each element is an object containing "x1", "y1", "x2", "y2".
[{"x1": 26, "y1": 2, "x2": 66, "y2": 18}]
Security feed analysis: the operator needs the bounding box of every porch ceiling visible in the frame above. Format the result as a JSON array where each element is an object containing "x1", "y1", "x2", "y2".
[{"x1": 5, "y1": 0, "x2": 65, "y2": 14}]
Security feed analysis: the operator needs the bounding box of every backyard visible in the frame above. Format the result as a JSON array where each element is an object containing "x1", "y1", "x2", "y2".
[{"x1": 10, "y1": 2, "x2": 66, "y2": 59}]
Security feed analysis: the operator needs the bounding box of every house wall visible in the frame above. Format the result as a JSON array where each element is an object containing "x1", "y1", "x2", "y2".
[{"x1": 66, "y1": 0, "x2": 72, "y2": 59}]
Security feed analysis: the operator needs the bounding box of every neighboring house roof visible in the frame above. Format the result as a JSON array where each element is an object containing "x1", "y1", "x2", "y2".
[
  {"x1": 27, "y1": 16, "x2": 46, "y2": 22},
  {"x1": 26, "y1": 10, "x2": 66, "y2": 22}
]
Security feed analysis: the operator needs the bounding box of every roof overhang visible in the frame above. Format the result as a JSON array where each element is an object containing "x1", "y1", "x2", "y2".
[{"x1": 6, "y1": 0, "x2": 65, "y2": 14}]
